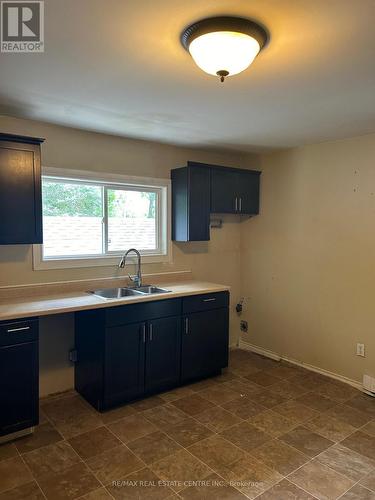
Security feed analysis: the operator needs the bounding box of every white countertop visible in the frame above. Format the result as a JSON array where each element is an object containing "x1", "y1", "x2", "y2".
[{"x1": 0, "y1": 281, "x2": 230, "y2": 321}]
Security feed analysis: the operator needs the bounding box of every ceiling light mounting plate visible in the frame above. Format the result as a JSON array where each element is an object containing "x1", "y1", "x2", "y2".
[{"x1": 181, "y1": 16, "x2": 268, "y2": 51}]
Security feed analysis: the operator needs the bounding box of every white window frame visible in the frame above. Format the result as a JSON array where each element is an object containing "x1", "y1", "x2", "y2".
[{"x1": 33, "y1": 167, "x2": 171, "y2": 270}]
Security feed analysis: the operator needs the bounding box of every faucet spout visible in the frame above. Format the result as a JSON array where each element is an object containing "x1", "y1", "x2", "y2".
[{"x1": 118, "y1": 248, "x2": 142, "y2": 287}]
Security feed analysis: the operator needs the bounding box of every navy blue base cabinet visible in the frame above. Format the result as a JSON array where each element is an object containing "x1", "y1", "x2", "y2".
[
  {"x1": 75, "y1": 292, "x2": 229, "y2": 411},
  {"x1": 0, "y1": 318, "x2": 39, "y2": 437}
]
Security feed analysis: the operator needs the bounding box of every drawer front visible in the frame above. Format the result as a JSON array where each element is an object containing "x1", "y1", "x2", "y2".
[
  {"x1": 183, "y1": 292, "x2": 229, "y2": 314},
  {"x1": 106, "y1": 299, "x2": 182, "y2": 327},
  {"x1": 0, "y1": 318, "x2": 38, "y2": 346}
]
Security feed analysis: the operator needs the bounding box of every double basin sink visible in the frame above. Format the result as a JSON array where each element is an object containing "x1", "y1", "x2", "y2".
[{"x1": 89, "y1": 285, "x2": 171, "y2": 300}]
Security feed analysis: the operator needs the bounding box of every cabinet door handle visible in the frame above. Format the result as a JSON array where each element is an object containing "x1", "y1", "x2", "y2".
[
  {"x1": 185, "y1": 318, "x2": 189, "y2": 334},
  {"x1": 239, "y1": 197, "x2": 242, "y2": 212},
  {"x1": 6, "y1": 326, "x2": 30, "y2": 333},
  {"x1": 142, "y1": 323, "x2": 146, "y2": 343},
  {"x1": 203, "y1": 298, "x2": 216, "y2": 302},
  {"x1": 149, "y1": 323, "x2": 153, "y2": 341},
  {"x1": 235, "y1": 197, "x2": 238, "y2": 212}
]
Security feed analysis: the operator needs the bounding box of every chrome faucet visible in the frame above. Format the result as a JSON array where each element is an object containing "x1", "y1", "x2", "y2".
[{"x1": 119, "y1": 248, "x2": 142, "y2": 287}]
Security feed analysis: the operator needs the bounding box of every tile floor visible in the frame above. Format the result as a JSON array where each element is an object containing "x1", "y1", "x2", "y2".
[{"x1": 1, "y1": 349, "x2": 375, "y2": 499}]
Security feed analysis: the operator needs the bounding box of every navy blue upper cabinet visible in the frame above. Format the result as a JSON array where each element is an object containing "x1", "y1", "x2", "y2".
[
  {"x1": 0, "y1": 133, "x2": 44, "y2": 245},
  {"x1": 171, "y1": 164, "x2": 210, "y2": 242},
  {"x1": 171, "y1": 161, "x2": 260, "y2": 241},
  {"x1": 211, "y1": 167, "x2": 260, "y2": 215}
]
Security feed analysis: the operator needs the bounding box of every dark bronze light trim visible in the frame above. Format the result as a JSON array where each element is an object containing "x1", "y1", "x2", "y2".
[{"x1": 181, "y1": 16, "x2": 269, "y2": 52}]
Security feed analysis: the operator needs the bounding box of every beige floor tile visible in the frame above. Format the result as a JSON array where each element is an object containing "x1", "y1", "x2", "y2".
[
  {"x1": 340, "y1": 484, "x2": 375, "y2": 499},
  {"x1": 0, "y1": 481, "x2": 44, "y2": 500},
  {"x1": 130, "y1": 396, "x2": 165, "y2": 412},
  {"x1": 341, "y1": 430, "x2": 375, "y2": 460},
  {"x1": 37, "y1": 462, "x2": 100, "y2": 500},
  {"x1": 316, "y1": 382, "x2": 360, "y2": 403},
  {"x1": 186, "y1": 378, "x2": 220, "y2": 392},
  {"x1": 127, "y1": 431, "x2": 182, "y2": 465},
  {"x1": 256, "y1": 479, "x2": 315, "y2": 499},
  {"x1": 0, "y1": 442, "x2": 18, "y2": 462},
  {"x1": 212, "y1": 371, "x2": 241, "y2": 384},
  {"x1": 68, "y1": 426, "x2": 121, "y2": 459},
  {"x1": 249, "y1": 389, "x2": 287, "y2": 409},
  {"x1": 98, "y1": 405, "x2": 136, "y2": 424},
  {"x1": 198, "y1": 386, "x2": 238, "y2": 405},
  {"x1": 305, "y1": 414, "x2": 356, "y2": 442},
  {"x1": 78, "y1": 488, "x2": 113, "y2": 499},
  {"x1": 270, "y1": 380, "x2": 309, "y2": 400},
  {"x1": 288, "y1": 372, "x2": 326, "y2": 391},
  {"x1": 188, "y1": 435, "x2": 247, "y2": 470},
  {"x1": 143, "y1": 404, "x2": 187, "y2": 429},
  {"x1": 222, "y1": 379, "x2": 261, "y2": 397},
  {"x1": 295, "y1": 392, "x2": 336, "y2": 412},
  {"x1": 228, "y1": 365, "x2": 262, "y2": 378},
  {"x1": 253, "y1": 438, "x2": 309, "y2": 475},
  {"x1": 42, "y1": 396, "x2": 102, "y2": 439},
  {"x1": 279, "y1": 425, "x2": 334, "y2": 457},
  {"x1": 15, "y1": 423, "x2": 63, "y2": 454},
  {"x1": 178, "y1": 472, "x2": 247, "y2": 499},
  {"x1": 362, "y1": 421, "x2": 375, "y2": 437},
  {"x1": 346, "y1": 394, "x2": 375, "y2": 418},
  {"x1": 170, "y1": 394, "x2": 215, "y2": 416},
  {"x1": 360, "y1": 471, "x2": 375, "y2": 492},
  {"x1": 107, "y1": 414, "x2": 158, "y2": 443},
  {"x1": 107, "y1": 467, "x2": 173, "y2": 499},
  {"x1": 86, "y1": 444, "x2": 144, "y2": 485},
  {"x1": 150, "y1": 449, "x2": 211, "y2": 492},
  {"x1": 159, "y1": 386, "x2": 195, "y2": 402},
  {"x1": 163, "y1": 417, "x2": 213, "y2": 447},
  {"x1": 221, "y1": 395, "x2": 265, "y2": 419},
  {"x1": 220, "y1": 422, "x2": 271, "y2": 453},
  {"x1": 214, "y1": 454, "x2": 282, "y2": 499},
  {"x1": 0, "y1": 456, "x2": 33, "y2": 494},
  {"x1": 244, "y1": 371, "x2": 279, "y2": 388},
  {"x1": 288, "y1": 460, "x2": 354, "y2": 499},
  {"x1": 317, "y1": 443, "x2": 375, "y2": 482},
  {"x1": 326, "y1": 404, "x2": 373, "y2": 428},
  {"x1": 266, "y1": 365, "x2": 301, "y2": 380},
  {"x1": 272, "y1": 400, "x2": 319, "y2": 424},
  {"x1": 248, "y1": 409, "x2": 297, "y2": 438},
  {"x1": 22, "y1": 441, "x2": 80, "y2": 477},
  {"x1": 195, "y1": 406, "x2": 242, "y2": 433}
]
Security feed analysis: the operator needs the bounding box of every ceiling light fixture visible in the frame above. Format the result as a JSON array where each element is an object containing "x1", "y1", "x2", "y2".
[{"x1": 181, "y1": 16, "x2": 268, "y2": 83}]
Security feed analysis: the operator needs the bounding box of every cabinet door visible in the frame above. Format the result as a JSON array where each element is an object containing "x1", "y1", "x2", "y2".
[
  {"x1": 0, "y1": 341, "x2": 39, "y2": 436},
  {"x1": 181, "y1": 308, "x2": 229, "y2": 383},
  {"x1": 145, "y1": 316, "x2": 181, "y2": 394},
  {"x1": 0, "y1": 140, "x2": 42, "y2": 244},
  {"x1": 238, "y1": 171, "x2": 260, "y2": 215},
  {"x1": 211, "y1": 168, "x2": 239, "y2": 214},
  {"x1": 188, "y1": 166, "x2": 210, "y2": 241},
  {"x1": 104, "y1": 322, "x2": 145, "y2": 407}
]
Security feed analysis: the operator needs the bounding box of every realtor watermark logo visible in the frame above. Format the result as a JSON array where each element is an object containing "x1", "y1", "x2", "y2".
[{"x1": 1, "y1": 1, "x2": 44, "y2": 52}]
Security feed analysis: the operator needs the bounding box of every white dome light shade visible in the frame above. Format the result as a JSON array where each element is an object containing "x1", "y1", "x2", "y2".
[
  {"x1": 181, "y1": 17, "x2": 268, "y2": 82},
  {"x1": 189, "y1": 31, "x2": 261, "y2": 77}
]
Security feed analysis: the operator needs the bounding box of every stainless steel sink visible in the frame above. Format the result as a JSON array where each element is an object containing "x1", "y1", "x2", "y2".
[
  {"x1": 89, "y1": 288, "x2": 145, "y2": 300},
  {"x1": 89, "y1": 285, "x2": 170, "y2": 300},
  {"x1": 132, "y1": 285, "x2": 171, "y2": 294}
]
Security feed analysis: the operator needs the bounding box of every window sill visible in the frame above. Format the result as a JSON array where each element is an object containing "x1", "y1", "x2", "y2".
[{"x1": 32, "y1": 246, "x2": 172, "y2": 270}]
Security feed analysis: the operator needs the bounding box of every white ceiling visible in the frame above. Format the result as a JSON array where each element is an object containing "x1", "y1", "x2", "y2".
[{"x1": 0, "y1": 0, "x2": 374, "y2": 152}]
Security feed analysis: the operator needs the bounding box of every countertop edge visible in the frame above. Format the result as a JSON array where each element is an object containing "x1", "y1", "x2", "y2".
[{"x1": 0, "y1": 282, "x2": 231, "y2": 322}]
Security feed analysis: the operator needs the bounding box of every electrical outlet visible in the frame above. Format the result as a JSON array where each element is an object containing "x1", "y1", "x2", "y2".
[
  {"x1": 240, "y1": 320, "x2": 248, "y2": 333},
  {"x1": 356, "y1": 343, "x2": 365, "y2": 357}
]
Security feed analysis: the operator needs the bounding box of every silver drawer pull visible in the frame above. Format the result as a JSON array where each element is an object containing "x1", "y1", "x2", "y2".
[
  {"x1": 149, "y1": 323, "x2": 153, "y2": 341},
  {"x1": 6, "y1": 326, "x2": 30, "y2": 333},
  {"x1": 203, "y1": 298, "x2": 216, "y2": 302},
  {"x1": 185, "y1": 318, "x2": 189, "y2": 334}
]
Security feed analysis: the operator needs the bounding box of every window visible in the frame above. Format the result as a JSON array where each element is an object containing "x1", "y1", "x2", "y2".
[{"x1": 33, "y1": 168, "x2": 170, "y2": 270}]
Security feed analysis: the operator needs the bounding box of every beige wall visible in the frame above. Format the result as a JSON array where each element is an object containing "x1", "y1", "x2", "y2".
[
  {"x1": 0, "y1": 116, "x2": 258, "y2": 395},
  {"x1": 240, "y1": 132, "x2": 375, "y2": 383}
]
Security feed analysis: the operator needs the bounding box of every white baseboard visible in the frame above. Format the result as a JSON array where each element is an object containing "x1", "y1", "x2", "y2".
[{"x1": 239, "y1": 339, "x2": 364, "y2": 392}]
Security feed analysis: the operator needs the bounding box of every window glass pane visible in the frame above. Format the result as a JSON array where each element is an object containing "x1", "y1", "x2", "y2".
[
  {"x1": 107, "y1": 188, "x2": 157, "y2": 252},
  {"x1": 42, "y1": 180, "x2": 103, "y2": 257}
]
